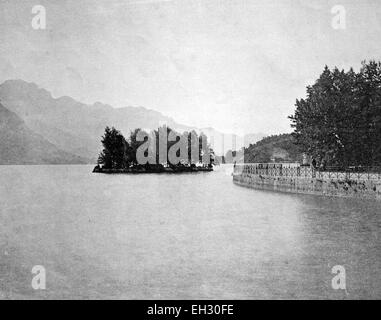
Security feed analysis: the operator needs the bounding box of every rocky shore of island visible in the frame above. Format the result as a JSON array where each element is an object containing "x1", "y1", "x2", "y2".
[{"x1": 93, "y1": 163, "x2": 213, "y2": 174}]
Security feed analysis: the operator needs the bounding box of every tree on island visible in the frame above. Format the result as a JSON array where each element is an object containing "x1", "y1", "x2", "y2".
[
  {"x1": 128, "y1": 128, "x2": 149, "y2": 165},
  {"x1": 98, "y1": 126, "x2": 129, "y2": 169}
]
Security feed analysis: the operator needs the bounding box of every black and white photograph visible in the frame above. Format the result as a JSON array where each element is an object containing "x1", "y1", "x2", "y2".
[{"x1": 0, "y1": 0, "x2": 380, "y2": 304}]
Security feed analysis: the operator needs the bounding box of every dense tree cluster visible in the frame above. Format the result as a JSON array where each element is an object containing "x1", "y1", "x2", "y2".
[
  {"x1": 98, "y1": 127, "x2": 128, "y2": 169},
  {"x1": 289, "y1": 61, "x2": 381, "y2": 167},
  {"x1": 243, "y1": 134, "x2": 302, "y2": 163},
  {"x1": 98, "y1": 125, "x2": 213, "y2": 169}
]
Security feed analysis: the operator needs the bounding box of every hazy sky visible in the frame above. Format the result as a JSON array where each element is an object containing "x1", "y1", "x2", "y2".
[{"x1": 1, "y1": 0, "x2": 381, "y2": 135}]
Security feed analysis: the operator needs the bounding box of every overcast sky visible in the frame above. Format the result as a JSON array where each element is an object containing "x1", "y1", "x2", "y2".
[{"x1": 1, "y1": 0, "x2": 381, "y2": 135}]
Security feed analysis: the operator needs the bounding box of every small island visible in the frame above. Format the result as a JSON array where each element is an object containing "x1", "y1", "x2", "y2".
[{"x1": 93, "y1": 126, "x2": 215, "y2": 174}]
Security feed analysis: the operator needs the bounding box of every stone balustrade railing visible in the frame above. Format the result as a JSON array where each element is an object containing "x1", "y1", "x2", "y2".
[{"x1": 233, "y1": 163, "x2": 381, "y2": 181}]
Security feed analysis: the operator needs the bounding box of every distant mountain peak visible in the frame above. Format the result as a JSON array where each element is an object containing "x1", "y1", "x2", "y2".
[
  {"x1": 56, "y1": 95, "x2": 76, "y2": 104},
  {"x1": 1, "y1": 79, "x2": 52, "y2": 97},
  {"x1": 0, "y1": 102, "x2": 89, "y2": 164}
]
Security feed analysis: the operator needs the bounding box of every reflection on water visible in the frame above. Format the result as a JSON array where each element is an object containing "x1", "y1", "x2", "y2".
[{"x1": 0, "y1": 165, "x2": 380, "y2": 299}]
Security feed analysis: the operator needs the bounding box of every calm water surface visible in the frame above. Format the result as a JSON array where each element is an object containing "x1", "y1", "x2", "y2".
[{"x1": 0, "y1": 165, "x2": 380, "y2": 299}]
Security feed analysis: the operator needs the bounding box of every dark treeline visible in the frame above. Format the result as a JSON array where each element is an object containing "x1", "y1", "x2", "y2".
[
  {"x1": 98, "y1": 125, "x2": 213, "y2": 169},
  {"x1": 289, "y1": 60, "x2": 381, "y2": 167},
  {"x1": 244, "y1": 134, "x2": 302, "y2": 163}
]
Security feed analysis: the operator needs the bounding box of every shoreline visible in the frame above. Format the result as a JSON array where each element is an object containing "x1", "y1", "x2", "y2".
[
  {"x1": 93, "y1": 166, "x2": 214, "y2": 174},
  {"x1": 232, "y1": 164, "x2": 381, "y2": 200}
]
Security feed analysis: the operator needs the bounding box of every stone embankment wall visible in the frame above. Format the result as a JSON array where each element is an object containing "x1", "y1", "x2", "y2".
[{"x1": 233, "y1": 164, "x2": 381, "y2": 200}]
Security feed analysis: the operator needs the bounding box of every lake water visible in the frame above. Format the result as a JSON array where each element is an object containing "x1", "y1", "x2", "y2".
[{"x1": 0, "y1": 165, "x2": 380, "y2": 299}]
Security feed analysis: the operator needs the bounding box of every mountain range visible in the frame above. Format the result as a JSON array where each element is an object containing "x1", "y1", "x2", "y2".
[
  {"x1": 0, "y1": 102, "x2": 87, "y2": 164},
  {"x1": 0, "y1": 80, "x2": 265, "y2": 164}
]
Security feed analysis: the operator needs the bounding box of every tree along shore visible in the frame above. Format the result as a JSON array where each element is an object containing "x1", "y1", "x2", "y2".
[{"x1": 225, "y1": 60, "x2": 381, "y2": 171}]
